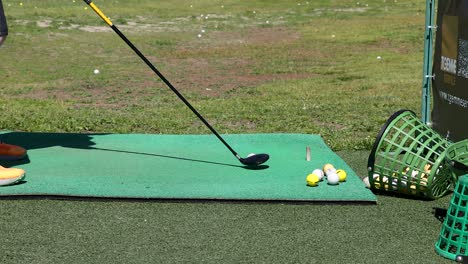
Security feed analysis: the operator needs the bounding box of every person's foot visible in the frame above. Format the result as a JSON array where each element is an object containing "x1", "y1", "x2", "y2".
[
  {"x1": 0, "y1": 166, "x2": 25, "y2": 186},
  {"x1": 0, "y1": 142, "x2": 27, "y2": 160}
]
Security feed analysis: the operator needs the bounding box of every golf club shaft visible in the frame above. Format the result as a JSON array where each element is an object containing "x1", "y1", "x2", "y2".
[{"x1": 83, "y1": 0, "x2": 241, "y2": 160}]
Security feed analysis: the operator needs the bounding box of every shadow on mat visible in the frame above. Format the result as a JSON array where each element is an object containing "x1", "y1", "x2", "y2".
[
  {"x1": 0, "y1": 131, "x2": 99, "y2": 167},
  {"x1": 1, "y1": 131, "x2": 99, "y2": 149},
  {"x1": 0, "y1": 132, "x2": 268, "y2": 170},
  {"x1": 91, "y1": 147, "x2": 269, "y2": 170}
]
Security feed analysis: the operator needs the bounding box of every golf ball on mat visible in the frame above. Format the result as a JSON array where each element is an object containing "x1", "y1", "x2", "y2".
[
  {"x1": 323, "y1": 163, "x2": 334, "y2": 173},
  {"x1": 93, "y1": 69, "x2": 100, "y2": 74},
  {"x1": 325, "y1": 168, "x2": 337, "y2": 176},
  {"x1": 312, "y1": 169, "x2": 324, "y2": 180},
  {"x1": 327, "y1": 172, "x2": 339, "y2": 185},
  {"x1": 306, "y1": 173, "x2": 320, "y2": 187},
  {"x1": 336, "y1": 169, "x2": 347, "y2": 182}
]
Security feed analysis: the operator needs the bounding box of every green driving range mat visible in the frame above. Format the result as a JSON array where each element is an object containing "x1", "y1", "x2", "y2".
[{"x1": 0, "y1": 132, "x2": 376, "y2": 203}]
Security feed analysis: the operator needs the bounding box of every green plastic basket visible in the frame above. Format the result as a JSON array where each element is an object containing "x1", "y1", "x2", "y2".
[
  {"x1": 445, "y1": 139, "x2": 468, "y2": 180},
  {"x1": 435, "y1": 175, "x2": 468, "y2": 261},
  {"x1": 367, "y1": 110, "x2": 454, "y2": 199}
]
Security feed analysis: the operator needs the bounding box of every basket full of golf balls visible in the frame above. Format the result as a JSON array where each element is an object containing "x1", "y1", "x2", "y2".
[{"x1": 366, "y1": 110, "x2": 456, "y2": 199}]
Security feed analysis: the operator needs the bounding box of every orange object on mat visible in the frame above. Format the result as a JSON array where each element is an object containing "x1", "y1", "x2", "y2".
[{"x1": 0, "y1": 142, "x2": 26, "y2": 160}]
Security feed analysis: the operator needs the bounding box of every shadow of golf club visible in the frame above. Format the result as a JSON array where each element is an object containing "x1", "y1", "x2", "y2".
[
  {"x1": 0, "y1": 132, "x2": 270, "y2": 170},
  {"x1": 91, "y1": 147, "x2": 269, "y2": 170}
]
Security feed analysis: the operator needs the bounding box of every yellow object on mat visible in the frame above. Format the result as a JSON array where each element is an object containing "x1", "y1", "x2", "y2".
[{"x1": 0, "y1": 166, "x2": 25, "y2": 186}]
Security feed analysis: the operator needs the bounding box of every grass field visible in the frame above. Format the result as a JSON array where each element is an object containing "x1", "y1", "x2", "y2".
[{"x1": 0, "y1": 0, "x2": 457, "y2": 263}]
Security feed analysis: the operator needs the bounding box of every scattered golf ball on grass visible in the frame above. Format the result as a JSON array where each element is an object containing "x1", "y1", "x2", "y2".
[
  {"x1": 93, "y1": 69, "x2": 100, "y2": 74},
  {"x1": 363, "y1": 177, "x2": 370, "y2": 188}
]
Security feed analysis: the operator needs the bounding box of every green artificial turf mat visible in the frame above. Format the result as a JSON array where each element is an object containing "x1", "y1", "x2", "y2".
[{"x1": 0, "y1": 132, "x2": 376, "y2": 203}]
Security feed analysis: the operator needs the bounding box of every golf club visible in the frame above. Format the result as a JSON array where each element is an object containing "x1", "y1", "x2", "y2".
[{"x1": 82, "y1": 0, "x2": 269, "y2": 166}]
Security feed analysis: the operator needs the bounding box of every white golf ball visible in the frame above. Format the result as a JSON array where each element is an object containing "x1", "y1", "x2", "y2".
[
  {"x1": 312, "y1": 169, "x2": 324, "y2": 180},
  {"x1": 377, "y1": 56, "x2": 382, "y2": 60},
  {"x1": 197, "y1": 34, "x2": 202, "y2": 38},
  {"x1": 327, "y1": 172, "x2": 340, "y2": 185},
  {"x1": 325, "y1": 168, "x2": 337, "y2": 176},
  {"x1": 93, "y1": 69, "x2": 100, "y2": 74},
  {"x1": 363, "y1": 177, "x2": 370, "y2": 188}
]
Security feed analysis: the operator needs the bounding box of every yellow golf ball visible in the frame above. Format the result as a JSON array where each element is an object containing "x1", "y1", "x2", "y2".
[
  {"x1": 336, "y1": 169, "x2": 347, "y2": 182},
  {"x1": 306, "y1": 173, "x2": 320, "y2": 187}
]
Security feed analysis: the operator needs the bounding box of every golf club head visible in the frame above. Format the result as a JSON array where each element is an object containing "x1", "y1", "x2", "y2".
[{"x1": 240, "y1": 153, "x2": 269, "y2": 166}]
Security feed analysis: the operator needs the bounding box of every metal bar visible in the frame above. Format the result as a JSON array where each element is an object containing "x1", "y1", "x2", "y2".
[{"x1": 421, "y1": 0, "x2": 436, "y2": 125}]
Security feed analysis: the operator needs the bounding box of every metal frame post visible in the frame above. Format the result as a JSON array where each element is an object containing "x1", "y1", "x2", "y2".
[{"x1": 421, "y1": 0, "x2": 437, "y2": 124}]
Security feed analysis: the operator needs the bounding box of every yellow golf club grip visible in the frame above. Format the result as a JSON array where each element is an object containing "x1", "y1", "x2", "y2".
[{"x1": 83, "y1": 0, "x2": 113, "y2": 26}]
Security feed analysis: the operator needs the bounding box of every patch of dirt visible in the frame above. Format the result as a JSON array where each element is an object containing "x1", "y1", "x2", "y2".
[
  {"x1": 78, "y1": 26, "x2": 112, "y2": 33},
  {"x1": 208, "y1": 27, "x2": 300, "y2": 46},
  {"x1": 37, "y1": 19, "x2": 52, "y2": 28},
  {"x1": 315, "y1": 7, "x2": 368, "y2": 13},
  {"x1": 20, "y1": 27, "x2": 315, "y2": 107},
  {"x1": 161, "y1": 55, "x2": 314, "y2": 97},
  {"x1": 154, "y1": 27, "x2": 309, "y2": 97}
]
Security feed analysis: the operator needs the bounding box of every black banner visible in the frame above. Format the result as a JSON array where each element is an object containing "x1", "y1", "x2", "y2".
[{"x1": 432, "y1": 0, "x2": 468, "y2": 141}]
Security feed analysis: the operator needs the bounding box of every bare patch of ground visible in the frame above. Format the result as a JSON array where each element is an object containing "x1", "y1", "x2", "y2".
[
  {"x1": 208, "y1": 27, "x2": 300, "y2": 46},
  {"x1": 16, "y1": 26, "x2": 315, "y2": 107},
  {"x1": 36, "y1": 19, "x2": 52, "y2": 28},
  {"x1": 161, "y1": 56, "x2": 314, "y2": 97}
]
